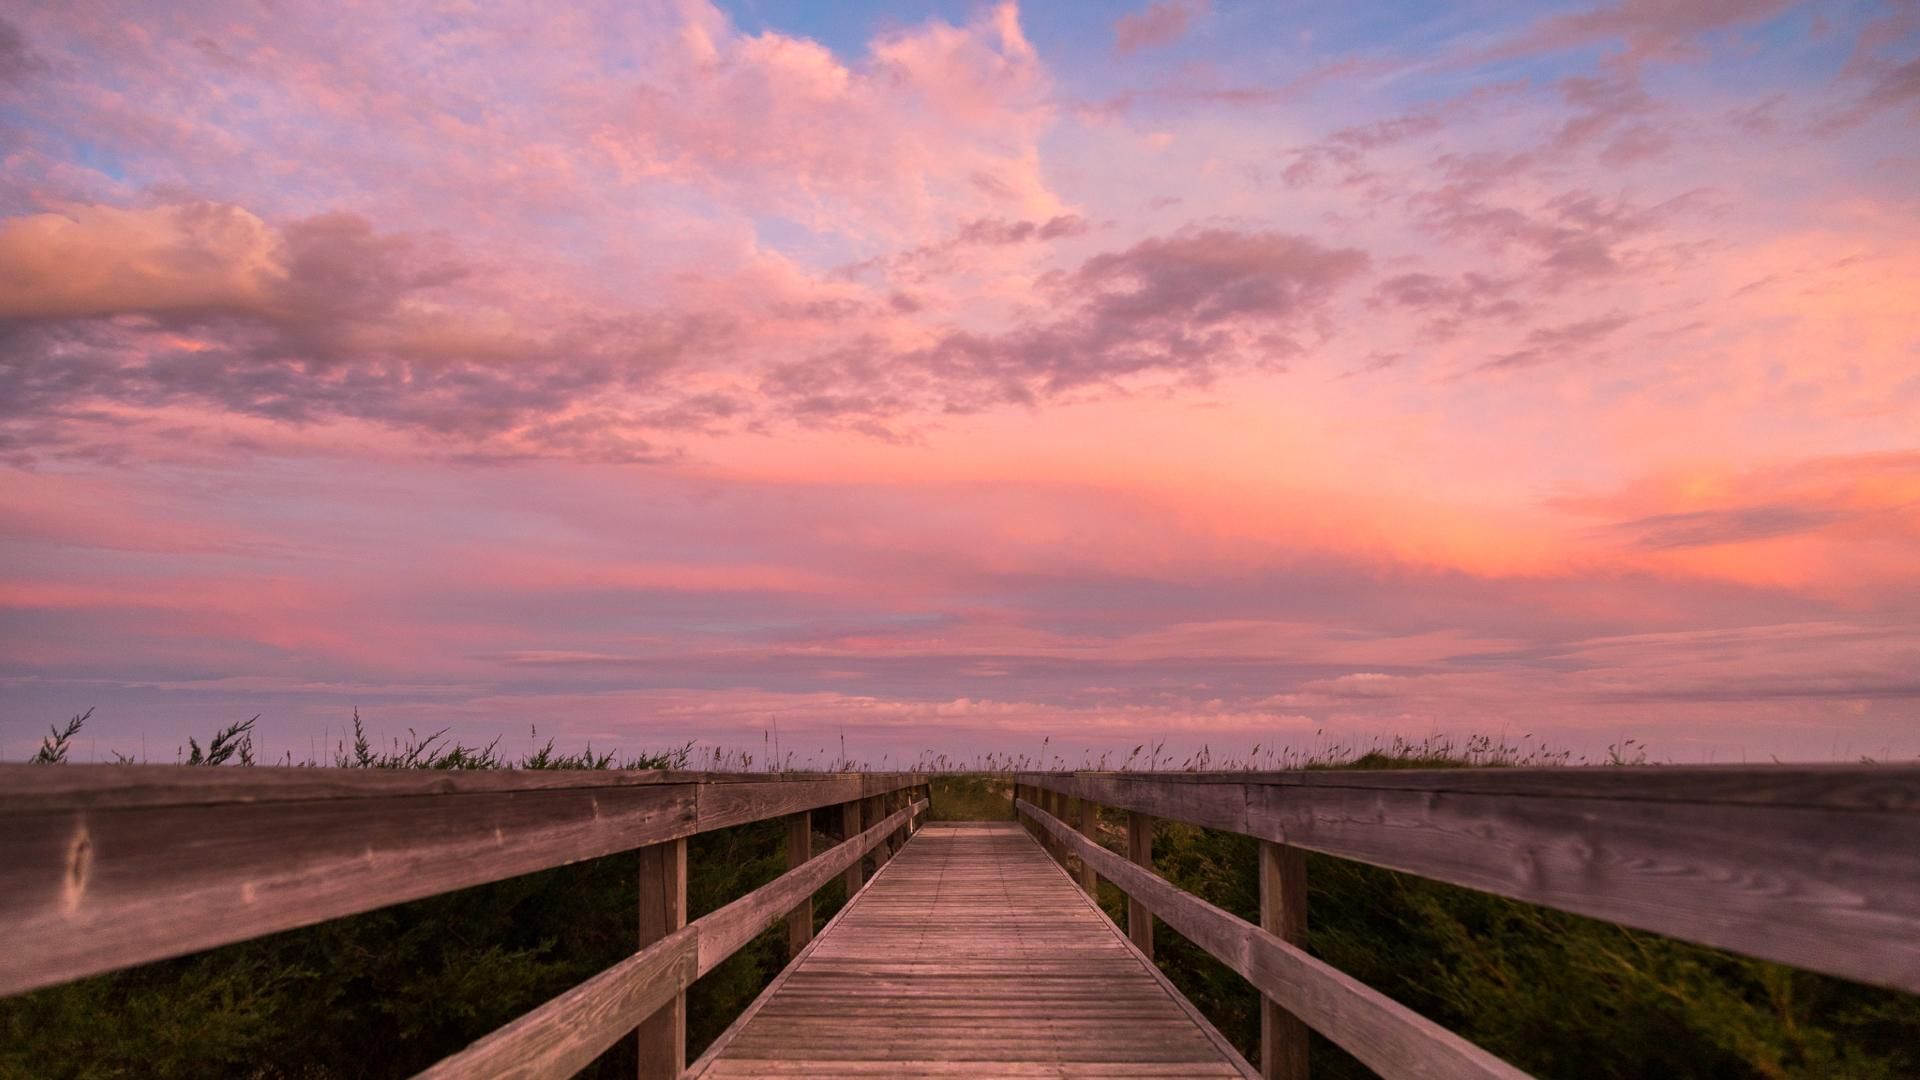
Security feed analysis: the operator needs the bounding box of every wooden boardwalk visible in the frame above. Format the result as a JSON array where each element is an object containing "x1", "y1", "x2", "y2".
[
  {"x1": 691, "y1": 822, "x2": 1254, "y2": 1078},
  {"x1": 11, "y1": 767, "x2": 1911, "y2": 1079}
]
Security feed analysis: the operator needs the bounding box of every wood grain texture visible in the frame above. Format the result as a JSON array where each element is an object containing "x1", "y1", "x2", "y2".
[
  {"x1": 839, "y1": 801, "x2": 864, "y2": 898},
  {"x1": 696, "y1": 776, "x2": 923, "y2": 834},
  {"x1": 1260, "y1": 841, "x2": 1308, "y2": 1080},
  {"x1": 1018, "y1": 765, "x2": 1920, "y2": 811},
  {"x1": 1016, "y1": 769, "x2": 1920, "y2": 992},
  {"x1": 1127, "y1": 810, "x2": 1155, "y2": 960},
  {"x1": 636, "y1": 838, "x2": 688, "y2": 1079},
  {"x1": 696, "y1": 800, "x2": 924, "y2": 977},
  {"x1": 692, "y1": 822, "x2": 1255, "y2": 1078},
  {"x1": 0, "y1": 782, "x2": 692, "y2": 998},
  {"x1": 786, "y1": 812, "x2": 814, "y2": 958},
  {"x1": 0, "y1": 770, "x2": 924, "y2": 998},
  {"x1": 1075, "y1": 796, "x2": 1100, "y2": 896},
  {"x1": 0, "y1": 765, "x2": 925, "y2": 812},
  {"x1": 418, "y1": 800, "x2": 924, "y2": 1079},
  {"x1": 1020, "y1": 800, "x2": 1532, "y2": 1080}
]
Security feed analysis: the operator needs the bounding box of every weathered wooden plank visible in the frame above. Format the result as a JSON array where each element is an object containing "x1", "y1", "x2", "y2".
[
  {"x1": 1254, "y1": 764, "x2": 1920, "y2": 811},
  {"x1": 839, "y1": 800, "x2": 864, "y2": 897},
  {"x1": 1075, "y1": 796, "x2": 1100, "y2": 896},
  {"x1": 0, "y1": 763, "x2": 681, "y2": 811},
  {"x1": 786, "y1": 811, "x2": 814, "y2": 957},
  {"x1": 0, "y1": 770, "x2": 924, "y2": 999},
  {"x1": 693, "y1": 821, "x2": 1256, "y2": 1078},
  {"x1": 1021, "y1": 765, "x2": 1920, "y2": 811},
  {"x1": 416, "y1": 924, "x2": 697, "y2": 1080},
  {"x1": 0, "y1": 765, "x2": 928, "y2": 812},
  {"x1": 1260, "y1": 841, "x2": 1308, "y2": 1080},
  {"x1": 1021, "y1": 772, "x2": 1248, "y2": 832},
  {"x1": 1018, "y1": 769, "x2": 1920, "y2": 992},
  {"x1": 1246, "y1": 782, "x2": 1920, "y2": 993},
  {"x1": 419, "y1": 800, "x2": 923, "y2": 1080},
  {"x1": 636, "y1": 837, "x2": 687, "y2": 1079},
  {"x1": 1128, "y1": 809, "x2": 1155, "y2": 960},
  {"x1": 696, "y1": 776, "x2": 921, "y2": 834},
  {"x1": 1020, "y1": 800, "x2": 1532, "y2": 1080},
  {"x1": 0, "y1": 782, "x2": 694, "y2": 998}
]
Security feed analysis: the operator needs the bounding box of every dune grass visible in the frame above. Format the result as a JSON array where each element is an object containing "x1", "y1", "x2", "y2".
[{"x1": 926, "y1": 772, "x2": 1014, "y2": 820}]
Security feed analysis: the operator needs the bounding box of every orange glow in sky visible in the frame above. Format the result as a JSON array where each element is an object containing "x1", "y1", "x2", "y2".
[{"x1": 2, "y1": 2, "x2": 1917, "y2": 763}]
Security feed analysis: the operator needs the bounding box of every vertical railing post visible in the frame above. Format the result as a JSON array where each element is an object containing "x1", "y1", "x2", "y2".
[
  {"x1": 1075, "y1": 796, "x2": 1099, "y2": 896},
  {"x1": 840, "y1": 798, "x2": 865, "y2": 898},
  {"x1": 1260, "y1": 841, "x2": 1310, "y2": 1080},
  {"x1": 786, "y1": 810, "x2": 813, "y2": 957},
  {"x1": 892, "y1": 785, "x2": 910, "y2": 850},
  {"x1": 1047, "y1": 787, "x2": 1068, "y2": 865},
  {"x1": 635, "y1": 837, "x2": 687, "y2": 1079},
  {"x1": 1127, "y1": 811, "x2": 1154, "y2": 960},
  {"x1": 1036, "y1": 785, "x2": 1056, "y2": 860},
  {"x1": 868, "y1": 794, "x2": 891, "y2": 869}
]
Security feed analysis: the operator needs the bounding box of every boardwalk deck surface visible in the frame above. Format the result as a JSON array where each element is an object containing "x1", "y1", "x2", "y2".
[{"x1": 691, "y1": 821, "x2": 1254, "y2": 1078}]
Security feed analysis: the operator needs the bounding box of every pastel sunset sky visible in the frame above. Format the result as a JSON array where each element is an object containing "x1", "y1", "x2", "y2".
[{"x1": 2, "y1": 1, "x2": 1917, "y2": 765}]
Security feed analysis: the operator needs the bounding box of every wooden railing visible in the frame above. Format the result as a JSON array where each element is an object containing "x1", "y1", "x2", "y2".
[
  {"x1": 1014, "y1": 764, "x2": 1920, "y2": 1080},
  {"x1": 0, "y1": 765, "x2": 931, "y2": 1078}
]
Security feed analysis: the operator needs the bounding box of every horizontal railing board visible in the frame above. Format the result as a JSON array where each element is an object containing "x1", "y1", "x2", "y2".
[
  {"x1": 695, "y1": 798, "x2": 927, "y2": 978},
  {"x1": 0, "y1": 770, "x2": 926, "y2": 998},
  {"x1": 415, "y1": 925, "x2": 699, "y2": 1080},
  {"x1": 1248, "y1": 782, "x2": 1920, "y2": 994},
  {"x1": 418, "y1": 798, "x2": 926, "y2": 1080},
  {"x1": 1017, "y1": 769, "x2": 1920, "y2": 993},
  {"x1": 695, "y1": 776, "x2": 921, "y2": 834},
  {"x1": 0, "y1": 785, "x2": 692, "y2": 999},
  {"x1": 1017, "y1": 764, "x2": 1920, "y2": 811},
  {"x1": 0, "y1": 764, "x2": 923, "y2": 812},
  {"x1": 1019, "y1": 799, "x2": 1532, "y2": 1080}
]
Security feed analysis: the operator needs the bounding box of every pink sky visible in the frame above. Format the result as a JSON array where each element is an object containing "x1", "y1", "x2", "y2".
[{"x1": 1, "y1": 1, "x2": 1917, "y2": 765}]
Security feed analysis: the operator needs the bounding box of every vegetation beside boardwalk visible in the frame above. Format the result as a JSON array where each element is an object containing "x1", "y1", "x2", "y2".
[
  {"x1": 2, "y1": 714, "x2": 855, "y2": 1079},
  {"x1": 1090, "y1": 802, "x2": 1920, "y2": 1078},
  {"x1": 3, "y1": 714, "x2": 1917, "y2": 1079}
]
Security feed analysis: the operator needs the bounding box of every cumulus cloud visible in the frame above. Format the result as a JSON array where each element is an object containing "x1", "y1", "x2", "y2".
[
  {"x1": 0, "y1": 201, "x2": 732, "y2": 456},
  {"x1": 598, "y1": 2, "x2": 1061, "y2": 228},
  {"x1": 0, "y1": 203, "x2": 284, "y2": 320},
  {"x1": 3, "y1": 0, "x2": 1919, "y2": 765}
]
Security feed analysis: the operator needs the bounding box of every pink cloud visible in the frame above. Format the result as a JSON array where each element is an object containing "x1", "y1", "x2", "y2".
[
  {"x1": 2, "y1": 1, "x2": 1918, "y2": 765},
  {"x1": 1488, "y1": 0, "x2": 1798, "y2": 66},
  {"x1": 597, "y1": 2, "x2": 1061, "y2": 229},
  {"x1": 1113, "y1": 1, "x2": 1208, "y2": 55}
]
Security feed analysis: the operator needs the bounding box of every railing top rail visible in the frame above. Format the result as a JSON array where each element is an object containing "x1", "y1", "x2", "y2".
[
  {"x1": 0, "y1": 766, "x2": 930, "y2": 998},
  {"x1": 1018, "y1": 797, "x2": 1530, "y2": 1080},
  {"x1": 1015, "y1": 762, "x2": 1920, "y2": 811},
  {"x1": 417, "y1": 796, "x2": 929, "y2": 1079},
  {"x1": 1015, "y1": 766, "x2": 1920, "y2": 994},
  {"x1": 0, "y1": 763, "x2": 925, "y2": 812}
]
